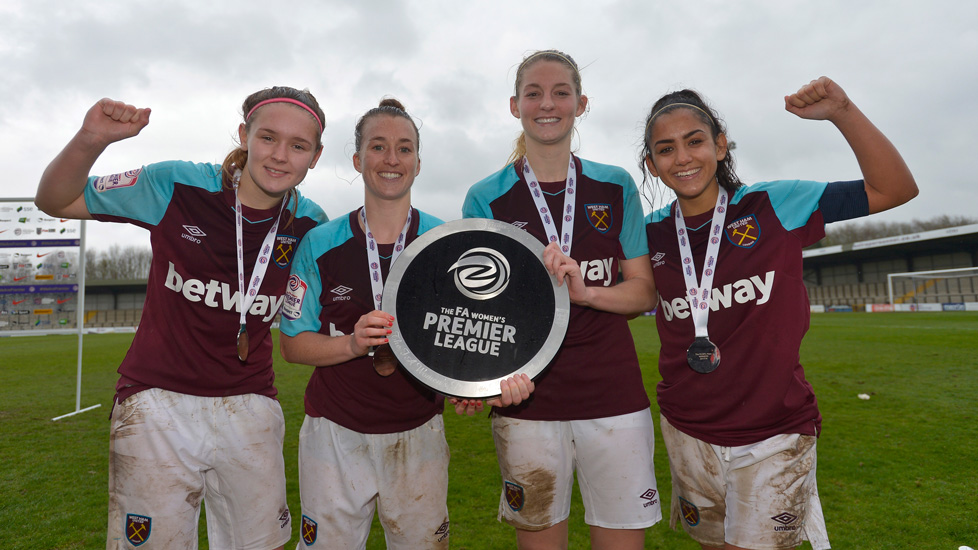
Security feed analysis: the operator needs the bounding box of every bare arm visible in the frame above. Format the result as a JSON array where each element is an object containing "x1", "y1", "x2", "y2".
[
  {"x1": 543, "y1": 242, "x2": 657, "y2": 315},
  {"x1": 785, "y1": 77, "x2": 917, "y2": 214},
  {"x1": 279, "y1": 310, "x2": 393, "y2": 366},
  {"x1": 35, "y1": 99, "x2": 151, "y2": 219}
]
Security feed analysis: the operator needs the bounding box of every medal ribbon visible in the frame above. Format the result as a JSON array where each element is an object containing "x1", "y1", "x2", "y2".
[
  {"x1": 522, "y1": 155, "x2": 577, "y2": 255},
  {"x1": 674, "y1": 186, "x2": 728, "y2": 339},
  {"x1": 234, "y1": 174, "x2": 287, "y2": 335},
  {"x1": 360, "y1": 206, "x2": 413, "y2": 311}
]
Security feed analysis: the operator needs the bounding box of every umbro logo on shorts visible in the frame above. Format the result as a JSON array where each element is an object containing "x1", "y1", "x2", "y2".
[
  {"x1": 640, "y1": 488, "x2": 659, "y2": 508},
  {"x1": 772, "y1": 512, "x2": 799, "y2": 532},
  {"x1": 435, "y1": 520, "x2": 450, "y2": 542},
  {"x1": 278, "y1": 509, "x2": 290, "y2": 529}
]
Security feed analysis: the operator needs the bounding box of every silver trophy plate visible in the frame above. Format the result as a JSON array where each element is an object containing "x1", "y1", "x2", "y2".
[{"x1": 383, "y1": 218, "x2": 570, "y2": 398}]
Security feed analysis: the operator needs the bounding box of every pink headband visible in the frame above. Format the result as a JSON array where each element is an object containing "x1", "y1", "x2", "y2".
[{"x1": 246, "y1": 98, "x2": 324, "y2": 133}]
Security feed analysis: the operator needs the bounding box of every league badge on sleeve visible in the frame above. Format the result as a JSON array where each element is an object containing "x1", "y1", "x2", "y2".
[
  {"x1": 94, "y1": 169, "x2": 141, "y2": 193},
  {"x1": 282, "y1": 275, "x2": 307, "y2": 321}
]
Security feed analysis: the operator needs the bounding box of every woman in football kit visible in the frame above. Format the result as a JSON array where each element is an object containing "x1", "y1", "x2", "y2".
[
  {"x1": 279, "y1": 98, "x2": 532, "y2": 550},
  {"x1": 460, "y1": 50, "x2": 660, "y2": 550},
  {"x1": 640, "y1": 77, "x2": 917, "y2": 550},
  {"x1": 35, "y1": 87, "x2": 328, "y2": 549}
]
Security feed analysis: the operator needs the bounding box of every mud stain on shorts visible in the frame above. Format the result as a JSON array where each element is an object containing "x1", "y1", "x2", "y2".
[
  {"x1": 110, "y1": 399, "x2": 145, "y2": 441},
  {"x1": 186, "y1": 488, "x2": 204, "y2": 508},
  {"x1": 517, "y1": 467, "x2": 556, "y2": 527}
]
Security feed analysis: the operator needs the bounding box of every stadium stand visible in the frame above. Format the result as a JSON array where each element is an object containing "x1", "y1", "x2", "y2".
[{"x1": 804, "y1": 224, "x2": 978, "y2": 310}]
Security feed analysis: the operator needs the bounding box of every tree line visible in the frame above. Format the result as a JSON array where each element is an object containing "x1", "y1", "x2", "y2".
[{"x1": 84, "y1": 244, "x2": 152, "y2": 280}]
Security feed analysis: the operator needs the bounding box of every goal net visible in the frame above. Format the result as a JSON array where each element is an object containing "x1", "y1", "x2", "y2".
[{"x1": 887, "y1": 266, "x2": 978, "y2": 306}]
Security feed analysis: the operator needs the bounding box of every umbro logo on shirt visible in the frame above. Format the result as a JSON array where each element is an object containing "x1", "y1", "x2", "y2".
[
  {"x1": 331, "y1": 285, "x2": 353, "y2": 301},
  {"x1": 511, "y1": 221, "x2": 529, "y2": 229},
  {"x1": 181, "y1": 225, "x2": 206, "y2": 244}
]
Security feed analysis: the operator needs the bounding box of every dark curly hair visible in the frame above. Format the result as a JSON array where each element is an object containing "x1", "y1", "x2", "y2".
[{"x1": 639, "y1": 89, "x2": 742, "y2": 209}]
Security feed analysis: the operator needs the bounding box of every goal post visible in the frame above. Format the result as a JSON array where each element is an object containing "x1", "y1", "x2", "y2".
[
  {"x1": 0, "y1": 197, "x2": 100, "y2": 420},
  {"x1": 887, "y1": 266, "x2": 978, "y2": 307}
]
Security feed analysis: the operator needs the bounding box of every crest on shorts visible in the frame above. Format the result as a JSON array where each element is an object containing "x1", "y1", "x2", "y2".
[
  {"x1": 504, "y1": 480, "x2": 525, "y2": 512},
  {"x1": 125, "y1": 514, "x2": 152, "y2": 546},
  {"x1": 679, "y1": 497, "x2": 700, "y2": 526},
  {"x1": 275, "y1": 234, "x2": 298, "y2": 267},
  {"x1": 301, "y1": 515, "x2": 318, "y2": 546},
  {"x1": 725, "y1": 214, "x2": 761, "y2": 249},
  {"x1": 585, "y1": 204, "x2": 613, "y2": 233}
]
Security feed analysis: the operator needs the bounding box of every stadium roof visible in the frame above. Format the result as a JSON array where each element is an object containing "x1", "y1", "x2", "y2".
[{"x1": 803, "y1": 223, "x2": 978, "y2": 266}]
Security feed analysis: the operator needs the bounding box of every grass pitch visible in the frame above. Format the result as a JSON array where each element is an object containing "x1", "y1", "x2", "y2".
[{"x1": 1, "y1": 312, "x2": 975, "y2": 549}]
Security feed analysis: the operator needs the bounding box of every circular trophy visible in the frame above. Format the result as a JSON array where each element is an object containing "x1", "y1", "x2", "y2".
[{"x1": 383, "y1": 218, "x2": 570, "y2": 398}]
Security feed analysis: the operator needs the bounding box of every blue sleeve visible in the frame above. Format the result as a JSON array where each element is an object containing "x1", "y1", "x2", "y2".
[
  {"x1": 737, "y1": 180, "x2": 828, "y2": 232},
  {"x1": 647, "y1": 204, "x2": 673, "y2": 225},
  {"x1": 280, "y1": 230, "x2": 325, "y2": 336},
  {"x1": 619, "y1": 174, "x2": 650, "y2": 259},
  {"x1": 463, "y1": 165, "x2": 517, "y2": 220},
  {"x1": 83, "y1": 161, "x2": 221, "y2": 227},
  {"x1": 462, "y1": 187, "x2": 494, "y2": 220},
  {"x1": 818, "y1": 180, "x2": 869, "y2": 223},
  {"x1": 294, "y1": 191, "x2": 330, "y2": 226},
  {"x1": 417, "y1": 211, "x2": 445, "y2": 234},
  {"x1": 578, "y1": 159, "x2": 650, "y2": 259}
]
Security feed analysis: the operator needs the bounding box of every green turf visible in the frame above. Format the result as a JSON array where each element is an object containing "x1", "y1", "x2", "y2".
[{"x1": 1, "y1": 312, "x2": 975, "y2": 549}]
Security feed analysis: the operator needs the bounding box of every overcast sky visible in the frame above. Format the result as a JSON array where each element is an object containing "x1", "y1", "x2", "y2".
[{"x1": 2, "y1": 0, "x2": 975, "y2": 252}]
